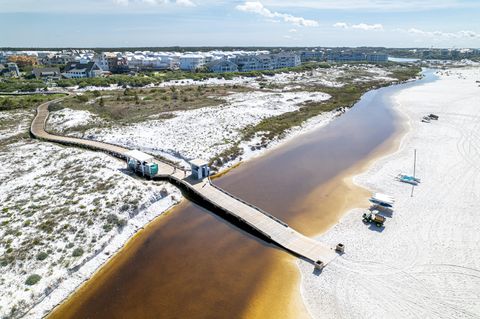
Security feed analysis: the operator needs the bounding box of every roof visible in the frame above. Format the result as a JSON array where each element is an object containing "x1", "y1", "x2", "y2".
[
  {"x1": 124, "y1": 150, "x2": 153, "y2": 162},
  {"x1": 64, "y1": 61, "x2": 100, "y2": 73},
  {"x1": 190, "y1": 159, "x2": 209, "y2": 167},
  {"x1": 32, "y1": 67, "x2": 61, "y2": 78}
]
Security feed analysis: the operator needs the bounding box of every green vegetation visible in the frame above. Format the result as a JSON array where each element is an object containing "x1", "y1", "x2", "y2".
[
  {"x1": 210, "y1": 65, "x2": 421, "y2": 167},
  {"x1": 55, "y1": 62, "x2": 331, "y2": 89},
  {"x1": 0, "y1": 94, "x2": 65, "y2": 111},
  {"x1": 36, "y1": 251, "x2": 48, "y2": 261},
  {"x1": 25, "y1": 274, "x2": 41, "y2": 285},
  {"x1": 57, "y1": 85, "x2": 250, "y2": 124},
  {"x1": 0, "y1": 78, "x2": 46, "y2": 92},
  {"x1": 105, "y1": 213, "x2": 127, "y2": 230},
  {"x1": 72, "y1": 247, "x2": 84, "y2": 257}
]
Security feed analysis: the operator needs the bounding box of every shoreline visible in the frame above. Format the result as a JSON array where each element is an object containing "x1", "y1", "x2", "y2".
[
  {"x1": 24, "y1": 191, "x2": 181, "y2": 319},
  {"x1": 23, "y1": 73, "x2": 417, "y2": 318},
  {"x1": 295, "y1": 85, "x2": 411, "y2": 319},
  {"x1": 287, "y1": 79, "x2": 412, "y2": 319},
  {"x1": 228, "y1": 76, "x2": 419, "y2": 319},
  {"x1": 299, "y1": 66, "x2": 480, "y2": 318}
]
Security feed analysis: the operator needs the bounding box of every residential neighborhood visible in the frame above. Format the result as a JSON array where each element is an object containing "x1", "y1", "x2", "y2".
[{"x1": 0, "y1": 48, "x2": 392, "y2": 81}]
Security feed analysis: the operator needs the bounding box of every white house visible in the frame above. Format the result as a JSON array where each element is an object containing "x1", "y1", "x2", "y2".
[
  {"x1": 62, "y1": 61, "x2": 103, "y2": 79},
  {"x1": 179, "y1": 54, "x2": 205, "y2": 71},
  {"x1": 235, "y1": 55, "x2": 263, "y2": 72},
  {"x1": 206, "y1": 59, "x2": 239, "y2": 73},
  {"x1": 274, "y1": 52, "x2": 301, "y2": 68}
]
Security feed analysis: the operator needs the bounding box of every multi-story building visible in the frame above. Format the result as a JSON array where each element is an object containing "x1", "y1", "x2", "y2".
[
  {"x1": 300, "y1": 50, "x2": 324, "y2": 62},
  {"x1": 274, "y1": 52, "x2": 301, "y2": 68},
  {"x1": 366, "y1": 53, "x2": 388, "y2": 63},
  {"x1": 62, "y1": 61, "x2": 103, "y2": 78},
  {"x1": 179, "y1": 54, "x2": 205, "y2": 71},
  {"x1": 206, "y1": 59, "x2": 239, "y2": 73}
]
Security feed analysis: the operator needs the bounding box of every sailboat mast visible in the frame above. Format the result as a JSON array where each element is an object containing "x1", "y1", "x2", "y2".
[{"x1": 413, "y1": 149, "x2": 417, "y2": 177}]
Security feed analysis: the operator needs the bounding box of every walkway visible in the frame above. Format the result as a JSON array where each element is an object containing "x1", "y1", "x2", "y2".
[{"x1": 31, "y1": 98, "x2": 339, "y2": 267}]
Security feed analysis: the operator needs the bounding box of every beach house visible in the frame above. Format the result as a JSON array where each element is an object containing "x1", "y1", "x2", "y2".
[
  {"x1": 62, "y1": 61, "x2": 103, "y2": 78},
  {"x1": 179, "y1": 54, "x2": 206, "y2": 71},
  {"x1": 206, "y1": 59, "x2": 239, "y2": 73},
  {"x1": 273, "y1": 52, "x2": 301, "y2": 68},
  {"x1": 32, "y1": 67, "x2": 62, "y2": 81}
]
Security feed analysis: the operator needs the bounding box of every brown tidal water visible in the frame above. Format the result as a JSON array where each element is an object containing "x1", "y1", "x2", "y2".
[{"x1": 49, "y1": 72, "x2": 434, "y2": 319}]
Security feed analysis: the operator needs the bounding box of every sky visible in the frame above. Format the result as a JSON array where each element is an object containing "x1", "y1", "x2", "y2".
[{"x1": 0, "y1": 0, "x2": 479, "y2": 48}]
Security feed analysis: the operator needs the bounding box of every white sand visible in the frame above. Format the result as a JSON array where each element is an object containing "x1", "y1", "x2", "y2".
[
  {"x1": 0, "y1": 140, "x2": 181, "y2": 318},
  {"x1": 82, "y1": 91, "x2": 331, "y2": 164},
  {"x1": 299, "y1": 67, "x2": 480, "y2": 318},
  {"x1": 46, "y1": 108, "x2": 102, "y2": 132}
]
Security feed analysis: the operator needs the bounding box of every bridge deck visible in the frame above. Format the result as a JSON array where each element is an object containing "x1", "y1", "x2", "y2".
[{"x1": 31, "y1": 98, "x2": 339, "y2": 266}]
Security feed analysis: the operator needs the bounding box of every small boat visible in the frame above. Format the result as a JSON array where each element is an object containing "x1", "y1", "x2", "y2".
[
  {"x1": 428, "y1": 114, "x2": 439, "y2": 120},
  {"x1": 421, "y1": 116, "x2": 431, "y2": 123},
  {"x1": 396, "y1": 173, "x2": 420, "y2": 185},
  {"x1": 369, "y1": 193, "x2": 395, "y2": 208}
]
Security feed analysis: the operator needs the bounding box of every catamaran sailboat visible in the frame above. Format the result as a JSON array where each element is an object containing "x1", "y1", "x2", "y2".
[
  {"x1": 369, "y1": 193, "x2": 395, "y2": 208},
  {"x1": 396, "y1": 173, "x2": 421, "y2": 185}
]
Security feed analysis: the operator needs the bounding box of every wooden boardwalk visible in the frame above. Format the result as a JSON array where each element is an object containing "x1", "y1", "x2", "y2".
[{"x1": 31, "y1": 99, "x2": 339, "y2": 267}]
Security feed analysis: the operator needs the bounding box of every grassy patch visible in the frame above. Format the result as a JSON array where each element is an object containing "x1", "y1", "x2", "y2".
[
  {"x1": 57, "y1": 85, "x2": 250, "y2": 124},
  {"x1": 0, "y1": 79, "x2": 46, "y2": 93},
  {"x1": 0, "y1": 94, "x2": 66, "y2": 111}
]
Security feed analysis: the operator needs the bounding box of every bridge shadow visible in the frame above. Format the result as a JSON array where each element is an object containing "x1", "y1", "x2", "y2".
[
  {"x1": 151, "y1": 174, "x2": 322, "y2": 266},
  {"x1": 152, "y1": 175, "x2": 276, "y2": 245}
]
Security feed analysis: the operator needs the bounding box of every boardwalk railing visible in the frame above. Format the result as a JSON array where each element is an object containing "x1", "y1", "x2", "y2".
[{"x1": 208, "y1": 177, "x2": 289, "y2": 228}]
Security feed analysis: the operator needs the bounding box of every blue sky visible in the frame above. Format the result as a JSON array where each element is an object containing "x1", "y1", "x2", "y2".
[{"x1": 0, "y1": 0, "x2": 479, "y2": 48}]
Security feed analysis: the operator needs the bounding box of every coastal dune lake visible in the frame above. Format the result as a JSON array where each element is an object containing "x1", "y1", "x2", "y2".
[{"x1": 49, "y1": 71, "x2": 436, "y2": 319}]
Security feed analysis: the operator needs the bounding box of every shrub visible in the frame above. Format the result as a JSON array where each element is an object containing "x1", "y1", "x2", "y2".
[
  {"x1": 72, "y1": 247, "x2": 84, "y2": 257},
  {"x1": 25, "y1": 274, "x2": 41, "y2": 285},
  {"x1": 75, "y1": 95, "x2": 88, "y2": 103},
  {"x1": 36, "y1": 251, "x2": 48, "y2": 261}
]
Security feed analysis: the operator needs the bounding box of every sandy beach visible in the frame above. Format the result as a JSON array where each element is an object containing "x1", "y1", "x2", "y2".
[{"x1": 299, "y1": 66, "x2": 480, "y2": 318}]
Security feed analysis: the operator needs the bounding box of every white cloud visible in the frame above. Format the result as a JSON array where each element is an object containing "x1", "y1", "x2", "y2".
[
  {"x1": 407, "y1": 28, "x2": 480, "y2": 38},
  {"x1": 259, "y1": 0, "x2": 480, "y2": 12},
  {"x1": 236, "y1": 1, "x2": 319, "y2": 27},
  {"x1": 175, "y1": 0, "x2": 196, "y2": 7},
  {"x1": 333, "y1": 22, "x2": 383, "y2": 31},
  {"x1": 352, "y1": 23, "x2": 383, "y2": 30}
]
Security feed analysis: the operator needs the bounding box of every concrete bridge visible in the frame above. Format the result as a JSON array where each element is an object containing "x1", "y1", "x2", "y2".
[{"x1": 31, "y1": 98, "x2": 340, "y2": 268}]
